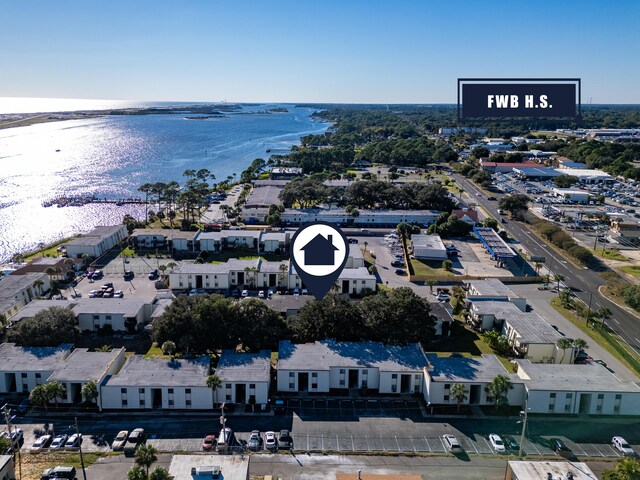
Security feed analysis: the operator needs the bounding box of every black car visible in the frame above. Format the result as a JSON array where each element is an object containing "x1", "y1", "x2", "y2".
[
  {"x1": 503, "y1": 435, "x2": 520, "y2": 451},
  {"x1": 278, "y1": 430, "x2": 293, "y2": 450},
  {"x1": 348, "y1": 238, "x2": 358, "y2": 244},
  {"x1": 394, "y1": 268, "x2": 406, "y2": 275},
  {"x1": 123, "y1": 271, "x2": 134, "y2": 280},
  {"x1": 148, "y1": 269, "x2": 158, "y2": 280},
  {"x1": 391, "y1": 260, "x2": 404, "y2": 268},
  {"x1": 487, "y1": 196, "x2": 497, "y2": 201},
  {"x1": 551, "y1": 438, "x2": 570, "y2": 453}
]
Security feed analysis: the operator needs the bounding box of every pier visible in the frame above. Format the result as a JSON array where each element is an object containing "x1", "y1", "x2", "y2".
[{"x1": 42, "y1": 196, "x2": 147, "y2": 208}]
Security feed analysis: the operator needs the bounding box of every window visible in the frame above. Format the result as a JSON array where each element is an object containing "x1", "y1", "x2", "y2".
[
  {"x1": 550, "y1": 393, "x2": 556, "y2": 398},
  {"x1": 444, "y1": 384, "x2": 451, "y2": 390},
  {"x1": 289, "y1": 372, "x2": 295, "y2": 378},
  {"x1": 168, "y1": 400, "x2": 174, "y2": 406},
  {"x1": 35, "y1": 373, "x2": 41, "y2": 379},
  {"x1": 392, "y1": 374, "x2": 397, "y2": 379},
  {"x1": 391, "y1": 384, "x2": 397, "y2": 393},
  {"x1": 249, "y1": 384, "x2": 255, "y2": 389},
  {"x1": 121, "y1": 388, "x2": 127, "y2": 394},
  {"x1": 565, "y1": 404, "x2": 571, "y2": 412},
  {"x1": 444, "y1": 395, "x2": 449, "y2": 401},
  {"x1": 185, "y1": 388, "x2": 191, "y2": 394},
  {"x1": 289, "y1": 382, "x2": 295, "y2": 389},
  {"x1": 21, "y1": 373, "x2": 27, "y2": 378},
  {"x1": 415, "y1": 374, "x2": 420, "y2": 381},
  {"x1": 186, "y1": 400, "x2": 191, "y2": 407},
  {"x1": 225, "y1": 383, "x2": 231, "y2": 389},
  {"x1": 311, "y1": 372, "x2": 318, "y2": 378},
  {"x1": 340, "y1": 369, "x2": 345, "y2": 374},
  {"x1": 596, "y1": 405, "x2": 602, "y2": 412},
  {"x1": 93, "y1": 315, "x2": 99, "y2": 320},
  {"x1": 140, "y1": 399, "x2": 145, "y2": 407},
  {"x1": 549, "y1": 404, "x2": 555, "y2": 412},
  {"x1": 311, "y1": 383, "x2": 318, "y2": 389},
  {"x1": 122, "y1": 399, "x2": 128, "y2": 406},
  {"x1": 168, "y1": 388, "x2": 174, "y2": 394},
  {"x1": 362, "y1": 380, "x2": 367, "y2": 388},
  {"x1": 226, "y1": 394, "x2": 232, "y2": 401},
  {"x1": 106, "y1": 315, "x2": 112, "y2": 320},
  {"x1": 615, "y1": 394, "x2": 622, "y2": 400},
  {"x1": 139, "y1": 388, "x2": 145, "y2": 394},
  {"x1": 565, "y1": 393, "x2": 572, "y2": 399},
  {"x1": 614, "y1": 405, "x2": 620, "y2": 413},
  {"x1": 597, "y1": 394, "x2": 604, "y2": 400},
  {"x1": 339, "y1": 380, "x2": 345, "y2": 386}
]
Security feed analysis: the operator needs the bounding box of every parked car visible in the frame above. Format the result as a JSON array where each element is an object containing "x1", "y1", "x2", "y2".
[
  {"x1": 202, "y1": 434, "x2": 217, "y2": 451},
  {"x1": 49, "y1": 434, "x2": 68, "y2": 450},
  {"x1": 17, "y1": 397, "x2": 30, "y2": 414},
  {"x1": 148, "y1": 269, "x2": 158, "y2": 280},
  {"x1": 264, "y1": 431, "x2": 278, "y2": 451},
  {"x1": 216, "y1": 427, "x2": 236, "y2": 453},
  {"x1": 487, "y1": 196, "x2": 497, "y2": 201},
  {"x1": 443, "y1": 434, "x2": 463, "y2": 453},
  {"x1": 65, "y1": 433, "x2": 82, "y2": 448},
  {"x1": 41, "y1": 466, "x2": 77, "y2": 480},
  {"x1": 31, "y1": 434, "x2": 53, "y2": 451},
  {"x1": 293, "y1": 288, "x2": 300, "y2": 296},
  {"x1": 123, "y1": 428, "x2": 146, "y2": 456},
  {"x1": 114, "y1": 290, "x2": 124, "y2": 298},
  {"x1": 391, "y1": 260, "x2": 404, "y2": 268},
  {"x1": 241, "y1": 289, "x2": 249, "y2": 297},
  {"x1": 348, "y1": 238, "x2": 358, "y2": 244},
  {"x1": 435, "y1": 293, "x2": 451, "y2": 302},
  {"x1": 258, "y1": 290, "x2": 265, "y2": 298},
  {"x1": 489, "y1": 434, "x2": 505, "y2": 452},
  {"x1": 301, "y1": 288, "x2": 308, "y2": 295},
  {"x1": 111, "y1": 430, "x2": 129, "y2": 451},
  {"x1": 551, "y1": 438, "x2": 570, "y2": 453},
  {"x1": 612, "y1": 436, "x2": 635, "y2": 456},
  {"x1": 88, "y1": 289, "x2": 100, "y2": 298},
  {"x1": 278, "y1": 430, "x2": 293, "y2": 450},
  {"x1": 1, "y1": 428, "x2": 23, "y2": 449},
  {"x1": 248, "y1": 430, "x2": 262, "y2": 451},
  {"x1": 123, "y1": 271, "x2": 134, "y2": 280},
  {"x1": 394, "y1": 268, "x2": 406, "y2": 275},
  {"x1": 503, "y1": 435, "x2": 520, "y2": 451}
]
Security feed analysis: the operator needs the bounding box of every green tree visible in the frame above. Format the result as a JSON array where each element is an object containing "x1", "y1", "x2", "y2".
[
  {"x1": 7, "y1": 306, "x2": 78, "y2": 347},
  {"x1": 442, "y1": 259, "x2": 453, "y2": 271},
  {"x1": 234, "y1": 299, "x2": 286, "y2": 351},
  {"x1": 602, "y1": 456, "x2": 640, "y2": 480},
  {"x1": 0, "y1": 436, "x2": 11, "y2": 455},
  {"x1": 426, "y1": 280, "x2": 436, "y2": 294},
  {"x1": 558, "y1": 288, "x2": 573, "y2": 307},
  {"x1": 81, "y1": 381, "x2": 99, "y2": 403},
  {"x1": 149, "y1": 466, "x2": 172, "y2": 480},
  {"x1": 96, "y1": 344, "x2": 112, "y2": 352},
  {"x1": 553, "y1": 175, "x2": 580, "y2": 188},
  {"x1": 30, "y1": 384, "x2": 49, "y2": 411},
  {"x1": 597, "y1": 307, "x2": 612, "y2": 327},
  {"x1": 487, "y1": 375, "x2": 513, "y2": 409},
  {"x1": 556, "y1": 337, "x2": 573, "y2": 363},
  {"x1": 553, "y1": 274, "x2": 565, "y2": 292},
  {"x1": 483, "y1": 217, "x2": 499, "y2": 230},
  {"x1": 44, "y1": 381, "x2": 65, "y2": 407},
  {"x1": 135, "y1": 444, "x2": 158, "y2": 477},
  {"x1": 288, "y1": 294, "x2": 364, "y2": 343},
  {"x1": 572, "y1": 338, "x2": 588, "y2": 351},
  {"x1": 161, "y1": 340, "x2": 176, "y2": 356},
  {"x1": 127, "y1": 465, "x2": 147, "y2": 480},
  {"x1": 450, "y1": 383, "x2": 469, "y2": 412},
  {"x1": 498, "y1": 194, "x2": 530, "y2": 216},
  {"x1": 207, "y1": 374, "x2": 222, "y2": 405}
]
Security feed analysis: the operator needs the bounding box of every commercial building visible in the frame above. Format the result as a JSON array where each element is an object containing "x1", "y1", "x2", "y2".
[
  {"x1": 610, "y1": 215, "x2": 640, "y2": 245},
  {"x1": 423, "y1": 354, "x2": 524, "y2": 407},
  {"x1": 481, "y1": 161, "x2": 541, "y2": 174},
  {"x1": 552, "y1": 188, "x2": 594, "y2": 204},
  {"x1": 514, "y1": 166, "x2": 614, "y2": 184},
  {"x1": 474, "y1": 227, "x2": 516, "y2": 260},
  {"x1": 65, "y1": 225, "x2": 128, "y2": 258},
  {"x1": 504, "y1": 461, "x2": 597, "y2": 480},
  {"x1": 513, "y1": 167, "x2": 563, "y2": 180},
  {"x1": 47, "y1": 348, "x2": 126, "y2": 407},
  {"x1": 516, "y1": 360, "x2": 640, "y2": 415},
  {"x1": 0, "y1": 343, "x2": 72, "y2": 394},
  {"x1": 215, "y1": 350, "x2": 271, "y2": 405},
  {"x1": 410, "y1": 234, "x2": 447, "y2": 260},
  {"x1": 277, "y1": 340, "x2": 427, "y2": 395},
  {"x1": 0, "y1": 273, "x2": 50, "y2": 320},
  {"x1": 101, "y1": 355, "x2": 213, "y2": 410},
  {"x1": 438, "y1": 127, "x2": 487, "y2": 135}
]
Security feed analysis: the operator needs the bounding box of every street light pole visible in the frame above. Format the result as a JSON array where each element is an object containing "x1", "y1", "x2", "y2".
[
  {"x1": 586, "y1": 292, "x2": 593, "y2": 326},
  {"x1": 2, "y1": 404, "x2": 22, "y2": 480},
  {"x1": 74, "y1": 417, "x2": 87, "y2": 480},
  {"x1": 518, "y1": 396, "x2": 529, "y2": 458}
]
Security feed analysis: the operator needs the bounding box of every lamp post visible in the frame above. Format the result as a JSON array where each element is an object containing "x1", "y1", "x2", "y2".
[{"x1": 517, "y1": 396, "x2": 530, "y2": 458}]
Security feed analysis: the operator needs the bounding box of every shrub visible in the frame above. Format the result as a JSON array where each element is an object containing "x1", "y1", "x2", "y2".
[
  {"x1": 623, "y1": 285, "x2": 640, "y2": 312},
  {"x1": 442, "y1": 259, "x2": 453, "y2": 271}
]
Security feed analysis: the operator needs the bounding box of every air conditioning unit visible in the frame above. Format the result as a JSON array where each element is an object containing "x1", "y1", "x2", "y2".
[{"x1": 191, "y1": 465, "x2": 221, "y2": 478}]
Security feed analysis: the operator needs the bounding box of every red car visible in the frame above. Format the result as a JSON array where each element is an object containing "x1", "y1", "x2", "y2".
[{"x1": 202, "y1": 435, "x2": 217, "y2": 451}]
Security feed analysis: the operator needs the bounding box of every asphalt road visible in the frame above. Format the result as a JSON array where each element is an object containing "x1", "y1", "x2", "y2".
[{"x1": 452, "y1": 173, "x2": 640, "y2": 355}]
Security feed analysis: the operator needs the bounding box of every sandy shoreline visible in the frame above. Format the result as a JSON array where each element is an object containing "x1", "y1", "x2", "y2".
[{"x1": 0, "y1": 112, "x2": 100, "y2": 130}]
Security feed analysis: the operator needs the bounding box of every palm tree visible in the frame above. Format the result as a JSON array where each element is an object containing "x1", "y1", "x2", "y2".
[
  {"x1": 450, "y1": 383, "x2": 469, "y2": 412},
  {"x1": 96, "y1": 345, "x2": 112, "y2": 352},
  {"x1": 553, "y1": 273, "x2": 565, "y2": 291},
  {"x1": 207, "y1": 374, "x2": 222, "y2": 406},
  {"x1": 161, "y1": 341, "x2": 176, "y2": 357},
  {"x1": 487, "y1": 375, "x2": 513, "y2": 409},
  {"x1": 602, "y1": 457, "x2": 640, "y2": 480},
  {"x1": 556, "y1": 337, "x2": 573, "y2": 363},
  {"x1": 279, "y1": 263, "x2": 288, "y2": 288},
  {"x1": 127, "y1": 465, "x2": 146, "y2": 480},
  {"x1": 81, "y1": 381, "x2": 99, "y2": 404},
  {"x1": 597, "y1": 307, "x2": 612, "y2": 327},
  {"x1": 166, "y1": 262, "x2": 177, "y2": 272},
  {"x1": 534, "y1": 262, "x2": 542, "y2": 274},
  {"x1": 158, "y1": 264, "x2": 167, "y2": 277},
  {"x1": 149, "y1": 466, "x2": 172, "y2": 480},
  {"x1": 426, "y1": 280, "x2": 436, "y2": 294},
  {"x1": 45, "y1": 381, "x2": 66, "y2": 407},
  {"x1": 33, "y1": 279, "x2": 45, "y2": 296},
  {"x1": 135, "y1": 444, "x2": 158, "y2": 477},
  {"x1": 30, "y1": 384, "x2": 49, "y2": 411}
]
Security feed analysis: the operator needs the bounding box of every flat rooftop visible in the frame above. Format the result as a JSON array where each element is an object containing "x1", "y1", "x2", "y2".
[
  {"x1": 71, "y1": 298, "x2": 147, "y2": 317},
  {"x1": 505, "y1": 312, "x2": 563, "y2": 344},
  {"x1": 9, "y1": 299, "x2": 74, "y2": 323},
  {"x1": 66, "y1": 225, "x2": 125, "y2": 245},
  {"x1": 338, "y1": 267, "x2": 375, "y2": 280},
  {"x1": 49, "y1": 348, "x2": 124, "y2": 382},
  {"x1": 426, "y1": 354, "x2": 518, "y2": 383},
  {"x1": 168, "y1": 454, "x2": 249, "y2": 480},
  {"x1": 0, "y1": 273, "x2": 47, "y2": 310},
  {"x1": 411, "y1": 234, "x2": 445, "y2": 249},
  {"x1": 517, "y1": 360, "x2": 640, "y2": 393},
  {"x1": 0, "y1": 342, "x2": 72, "y2": 372},
  {"x1": 105, "y1": 355, "x2": 210, "y2": 387},
  {"x1": 507, "y1": 461, "x2": 596, "y2": 480},
  {"x1": 260, "y1": 295, "x2": 313, "y2": 312},
  {"x1": 215, "y1": 350, "x2": 271, "y2": 382},
  {"x1": 278, "y1": 340, "x2": 427, "y2": 372},
  {"x1": 131, "y1": 229, "x2": 197, "y2": 240},
  {"x1": 170, "y1": 259, "x2": 259, "y2": 275},
  {"x1": 469, "y1": 300, "x2": 521, "y2": 317}
]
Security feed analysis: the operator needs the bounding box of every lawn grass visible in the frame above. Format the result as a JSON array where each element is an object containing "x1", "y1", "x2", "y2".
[
  {"x1": 621, "y1": 265, "x2": 640, "y2": 278},
  {"x1": 22, "y1": 452, "x2": 109, "y2": 480},
  {"x1": 550, "y1": 297, "x2": 640, "y2": 375},
  {"x1": 21, "y1": 236, "x2": 75, "y2": 262},
  {"x1": 144, "y1": 342, "x2": 170, "y2": 359},
  {"x1": 409, "y1": 257, "x2": 453, "y2": 277},
  {"x1": 593, "y1": 248, "x2": 628, "y2": 261}
]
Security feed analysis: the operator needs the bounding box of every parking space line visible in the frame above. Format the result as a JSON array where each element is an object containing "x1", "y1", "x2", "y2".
[
  {"x1": 424, "y1": 436, "x2": 431, "y2": 452},
  {"x1": 590, "y1": 443, "x2": 605, "y2": 457},
  {"x1": 410, "y1": 436, "x2": 417, "y2": 452},
  {"x1": 336, "y1": 435, "x2": 339, "y2": 451},
  {"x1": 439, "y1": 437, "x2": 447, "y2": 452},
  {"x1": 351, "y1": 435, "x2": 355, "y2": 451},
  {"x1": 481, "y1": 437, "x2": 493, "y2": 453},
  {"x1": 467, "y1": 439, "x2": 478, "y2": 454},
  {"x1": 395, "y1": 435, "x2": 401, "y2": 452},
  {"x1": 321, "y1": 434, "x2": 324, "y2": 451},
  {"x1": 571, "y1": 443, "x2": 587, "y2": 457},
  {"x1": 366, "y1": 435, "x2": 370, "y2": 452},
  {"x1": 529, "y1": 442, "x2": 541, "y2": 455},
  {"x1": 381, "y1": 435, "x2": 386, "y2": 452}
]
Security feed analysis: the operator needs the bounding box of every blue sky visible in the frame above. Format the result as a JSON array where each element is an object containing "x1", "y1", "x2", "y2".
[{"x1": 1, "y1": 0, "x2": 639, "y2": 103}]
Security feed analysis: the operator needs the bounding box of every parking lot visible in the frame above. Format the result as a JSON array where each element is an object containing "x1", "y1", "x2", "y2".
[{"x1": 64, "y1": 270, "x2": 164, "y2": 303}]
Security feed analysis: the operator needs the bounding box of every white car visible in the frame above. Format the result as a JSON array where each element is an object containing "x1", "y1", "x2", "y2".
[
  {"x1": 264, "y1": 431, "x2": 278, "y2": 451},
  {"x1": 612, "y1": 436, "x2": 635, "y2": 456},
  {"x1": 442, "y1": 434, "x2": 462, "y2": 453},
  {"x1": 114, "y1": 290, "x2": 124, "y2": 298},
  {"x1": 489, "y1": 434, "x2": 505, "y2": 452},
  {"x1": 88, "y1": 290, "x2": 100, "y2": 298},
  {"x1": 301, "y1": 289, "x2": 308, "y2": 295},
  {"x1": 435, "y1": 293, "x2": 450, "y2": 302},
  {"x1": 258, "y1": 290, "x2": 265, "y2": 298},
  {"x1": 241, "y1": 290, "x2": 249, "y2": 297},
  {"x1": 31, "y1": 434, "x2": 52, "y2": 451}
]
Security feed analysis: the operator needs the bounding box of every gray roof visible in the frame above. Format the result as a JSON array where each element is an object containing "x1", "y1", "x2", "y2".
[
  {"x1": 151, "y1": 298, "x2": 174, "y2": 319},
  {"x1": 259, "y1": 260, "x2": 289, "y2": 273},
  {"x1": 411, "y1": 234, "x2": 445, "y2": 250},
  {"x1": 0, "y1": 342, "x2": 72, "y2": 372},
  {"x1": 465, "y1": 278, "x2": 518, "y2": 297},
  {"x1": 505, "y1": 313, "x2": 563, "y2": 345},
  {"x1": 338, "y1": 267, "x2": 375, "y2": 280},
  {"x1": 49, "y1": 348, "x2": 124, "y2": 382},
  {"x1": 105, "y1": 355, "x2": 210, "y2": 387},
  {"x1": 427, "y1": 354, "x2": 519, "y2": 383},
  {"x1": 261, "y1": 232, "x2": 287, "y2": 242},
  {"x1": 71, "y1": 299, "x2": 147, "y2": 317},
  {"x1": 348, "y1": 246, "x2": 364, "y2": 259},
  {"x1": 131, "y1": 228, "x2": 197, "y2": 240},
  {"x1": 283, "y1": 208, "x2": 442, "y2": 217},
  {"x1": 215, "y1": 350, "x2": 271, "y2": 382},
  {"x1": 66, "y1": 225, "x2": 125, "y2": 246},
  {"x1": 245, "y1": 186, "x2": 283, "y2": 207},
  {"x1": 506, "y1": 461, "x2": 596, "y2": 480},
  {"x1": 10, "y1": 299, "x2": 75, "y2": 323},
  {"x1": 517, "y1": 360, "x2": 640, "y2": 393},
  {"x1": 278, "y1": 340, "x2": 427, "y2": 372},
  {"x1": 0, "y1": 273, "x2": 47, "y2": 312},
  {"x1": 469, "y1": 300, "x2": 521, "y2": 317},
  {"x1": 170, "y1": 259, "x2": 259, "y2": 275},
  {"x1": 253, "y1": 179, "x2": 289, "y2": 187}
]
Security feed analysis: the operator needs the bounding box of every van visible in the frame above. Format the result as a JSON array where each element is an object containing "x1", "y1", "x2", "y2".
[
  {"x1": 41, "y1": 466, "x2": 77, "y2": 479},
  {"x1": 123, "y1": 428, "x2": 145, "y2": 456},
  {"x1": 216, "y1": 427, "x2": 236, "y2": 453}
]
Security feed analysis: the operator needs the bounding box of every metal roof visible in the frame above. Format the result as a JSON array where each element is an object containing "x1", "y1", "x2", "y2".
[{"x1": 473, "y1": 227, "x2": 516, "y2": 258}]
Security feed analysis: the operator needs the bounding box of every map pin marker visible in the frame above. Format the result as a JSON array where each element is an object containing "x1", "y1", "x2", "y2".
[{"x1": 289, "y1": 221, "x2": 350, "y2": 300}]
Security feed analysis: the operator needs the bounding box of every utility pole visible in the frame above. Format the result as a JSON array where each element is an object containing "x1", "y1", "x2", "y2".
[
  {"x1": 518, "y1": 396, "x2": 529, "y2": 458},
  {"x1": 74, "y1": 417, "x2": 87, "y2": 480},
  {"x1": 586, "y1": 292, "x2": 593, "y2": 326},
  {"x1": 2, "y1": 404, "x2": 22, "y2": 480}
]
